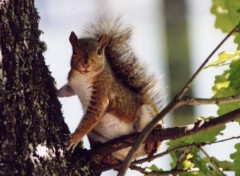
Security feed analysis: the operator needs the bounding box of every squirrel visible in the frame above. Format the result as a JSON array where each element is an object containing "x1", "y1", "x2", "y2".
[{"x1": 57, "y1": 16, "x2": 163, "y2": 164}]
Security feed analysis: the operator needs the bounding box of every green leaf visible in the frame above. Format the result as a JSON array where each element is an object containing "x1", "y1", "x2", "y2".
[
  {"x1": 234, "y1": 32, "x2": 240, "y2": 49},
  {"x1": 211, "y1": 0, "x2": 240, "y2": 33},
  {"x1": 211, "y1": 0, "x2": 240, "y2": 49},
  {"x1": 229, "y1": 59, "x2": 240, "y2": 90},
  {"x1": 209, "y1": 157, "x2": 234, "y2": 171},
  {"x1": 179, "y1": 149, "x2": 220, "y2": 176},
  {"x1": 168, "y1": 118, "x2": 225, "y2": 149},
  {"x1": 194, "y1": 155, "x2": 213, "y2": 176},
  {"x1": 190, "y1": 118, "x2": 225, "y2": 143},
  {"x1": 170, "y1": 152, "x2": 178, "y2": 168},
  {"x1": 180, "y1": 173, "x2": 199, "y2": 176},
  {"x1": 206, "y1": 50, "x2": 240, "y2": 68},
  {"x1": 144, "y1": 165, "x2": 163, "y2": 176},
  {"x1": 182, "y1": 159, "x2": 194, "y2": 170},
  {"x1": 230, "y1": 143, "x2": 240, "y2": 175},
  {"x1": 212, "y1": 70, "x2": 231, "y2": 96},
  {"x1": 168, "y1": 119, "x2": 225, "y2": 170},
  {"x1": 145, "y1": 164, "x2": 162, "y2": 172},
  {"x1": 212, "y1": 60, "x2": 240, "y2": 122}
]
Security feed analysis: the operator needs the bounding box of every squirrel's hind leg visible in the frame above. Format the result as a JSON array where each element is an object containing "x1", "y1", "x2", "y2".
[
  {"x1": 134, "y1": 104, "x2": 162, "y2": 157},
  {"x1": 134, "y1": 104, "x2": 159, "y2": 131}
]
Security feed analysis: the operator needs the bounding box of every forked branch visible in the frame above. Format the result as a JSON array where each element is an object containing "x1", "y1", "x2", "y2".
[
  {"x1": 117, "y1": 25, "x2": 239, "y2": 176},
  {"x1": 91, "y1": 107, "x2": 240, "y2": 173}
]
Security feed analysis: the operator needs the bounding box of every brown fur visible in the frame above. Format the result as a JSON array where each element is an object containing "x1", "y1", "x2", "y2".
[{"x1": 58, "y1": 17, "x2": 162, "y2": 162}]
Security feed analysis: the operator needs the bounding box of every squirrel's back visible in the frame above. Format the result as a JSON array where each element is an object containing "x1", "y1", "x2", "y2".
[{"x1": 83, "y1": 15, "x2": 161, "y2": 109}]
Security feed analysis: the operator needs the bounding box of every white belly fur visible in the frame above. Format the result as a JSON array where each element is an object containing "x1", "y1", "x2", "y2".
[
  {"x1": 69, "y1": 75, "x2": 93, "y2": 112},
  {"x1": 88, "y1": 113, "x2": 134, "y2": 143},
  {"x1": 89, "y1": 104, "x2": 156, "y2": 143},
  {"x1": 88, "y1": 104, "x2": 158, "y2": 161},
  {"x1": 112, "y1": 145, "x2": 147, "y2": 161}
]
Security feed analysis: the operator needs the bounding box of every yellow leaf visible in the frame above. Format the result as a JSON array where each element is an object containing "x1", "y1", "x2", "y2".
[
  {"x1": 206, "y1": 50, "x2": 240, "y2": 68},
  {"x1": 182, "y1": 160, "x2": 195, "y2": 170}
]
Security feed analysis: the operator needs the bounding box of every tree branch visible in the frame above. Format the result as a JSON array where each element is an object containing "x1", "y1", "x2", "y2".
[
  {"x1": 177, "y1": 25, "x2": 239, "y2": 99},
  {"x1": 181, "y1": 95, "x2": 240, "y2": 106},
  {"x1": 134, "y1": 135, "x2": 240, "y2": 166},
  {"x1": 93, "y1": 135, "x2": 240, "y2": 173},
  {"x1": 90, "y1": 107, "x2": 240, "y2": 173},
  {"x1": 200, "y1": 147, "x2": 224, "y2": 176},
  {"x1": 118, "y1": 25, "x2": 239, "y2": 176}
]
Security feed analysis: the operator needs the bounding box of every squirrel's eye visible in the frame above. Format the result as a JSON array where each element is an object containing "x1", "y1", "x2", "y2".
[
  {"x1": 97, "y1": 48, "x2": 102, "y2": 55},
  {"x1": 72, "y1": 48, "x2": 77, "y2": 56},
  {"x1": 73, "y1": 50, "x2": 76, "y2": 55}
]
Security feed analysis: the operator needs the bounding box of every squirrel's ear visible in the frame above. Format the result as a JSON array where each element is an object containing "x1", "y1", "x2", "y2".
[
  {"x1": 69, "y1": 32, "x2": 78, "y2": 48},
  {"x1": 98, "y1": 34, "x2": 108, "y2": 49}
]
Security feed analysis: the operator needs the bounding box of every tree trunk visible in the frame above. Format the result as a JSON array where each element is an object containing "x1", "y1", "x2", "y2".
[
  {"x1": 163, "y1": 0, "x2": 194, "y2": 125},
  {"x1": 0, "y1": 1, "x2": 96, "y2": 175}
]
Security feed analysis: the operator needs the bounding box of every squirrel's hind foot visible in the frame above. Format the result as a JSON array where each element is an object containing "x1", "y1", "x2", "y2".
[{"x1": 144, "y1": 140, "x2": 159, "y2": 160}]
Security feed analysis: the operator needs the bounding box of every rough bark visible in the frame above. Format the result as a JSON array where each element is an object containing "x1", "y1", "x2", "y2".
[{"x1": 0, "y1": 1, "x2": 95, "y2": 175}]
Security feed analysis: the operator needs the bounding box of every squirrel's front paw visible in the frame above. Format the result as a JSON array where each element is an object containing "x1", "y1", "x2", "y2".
[
  {"x1": 57, "y1": 84, "x2": 75, "y2": 97},
  {"x1": 66, "y1": 134, "x2": 82, "y2": 153}
]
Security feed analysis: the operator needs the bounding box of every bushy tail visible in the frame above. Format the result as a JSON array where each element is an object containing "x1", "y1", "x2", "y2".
[{"x1": 83, "y1": 15, "x2": 161, "y2": 109}]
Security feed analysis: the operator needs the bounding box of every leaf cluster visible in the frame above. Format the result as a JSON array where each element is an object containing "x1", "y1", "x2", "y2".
[{"x1": 141, "y1": 1, "x2": 240, "y2": 175}]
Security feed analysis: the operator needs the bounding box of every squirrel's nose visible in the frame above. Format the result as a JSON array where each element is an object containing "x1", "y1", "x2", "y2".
[
  {"x1": 82, "y1": 58, "x2": 90, "y2": 68},
  {"x1": 82, "y1": 62, "x2": 90, "y2": 68}
]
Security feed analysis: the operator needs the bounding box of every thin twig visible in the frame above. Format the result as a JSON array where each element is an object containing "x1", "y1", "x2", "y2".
[
  {"x1": 95, "y1": 136, "x2": 240, "y2": 173},
  {"x1": 133, "y1": 143, "x2": 194, "y2": 165},
  {"x1": 93, "y1": 108, "x2": 240, "y2": 173},
  {"x1": 118, "y1": 25, "x2": 239, "y2": 176},
  {"x1": 90, "y1": 93, "x2": 240, "y2": 167},
  {"x1": 133, "y1": 135, "x2": 240, "y2": 165},
  {"x1": 177, "y1": 25, "x2": 238, "y2": 99},
  {"x1": 118, "y1": 100, "x2": 180, "y2": 176},
  {"x1": 174, "y1": 148, "x2": 191, "y2": 170},
  {"x1": 181, "y1": 95, "x2": 240, "y2": 106},
  {"x1": 200, "y1": 147, "x2": 225, "y2": 176},
  {"x1": 211, "y1": 135, "x2": 240, "y2": 144}
]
